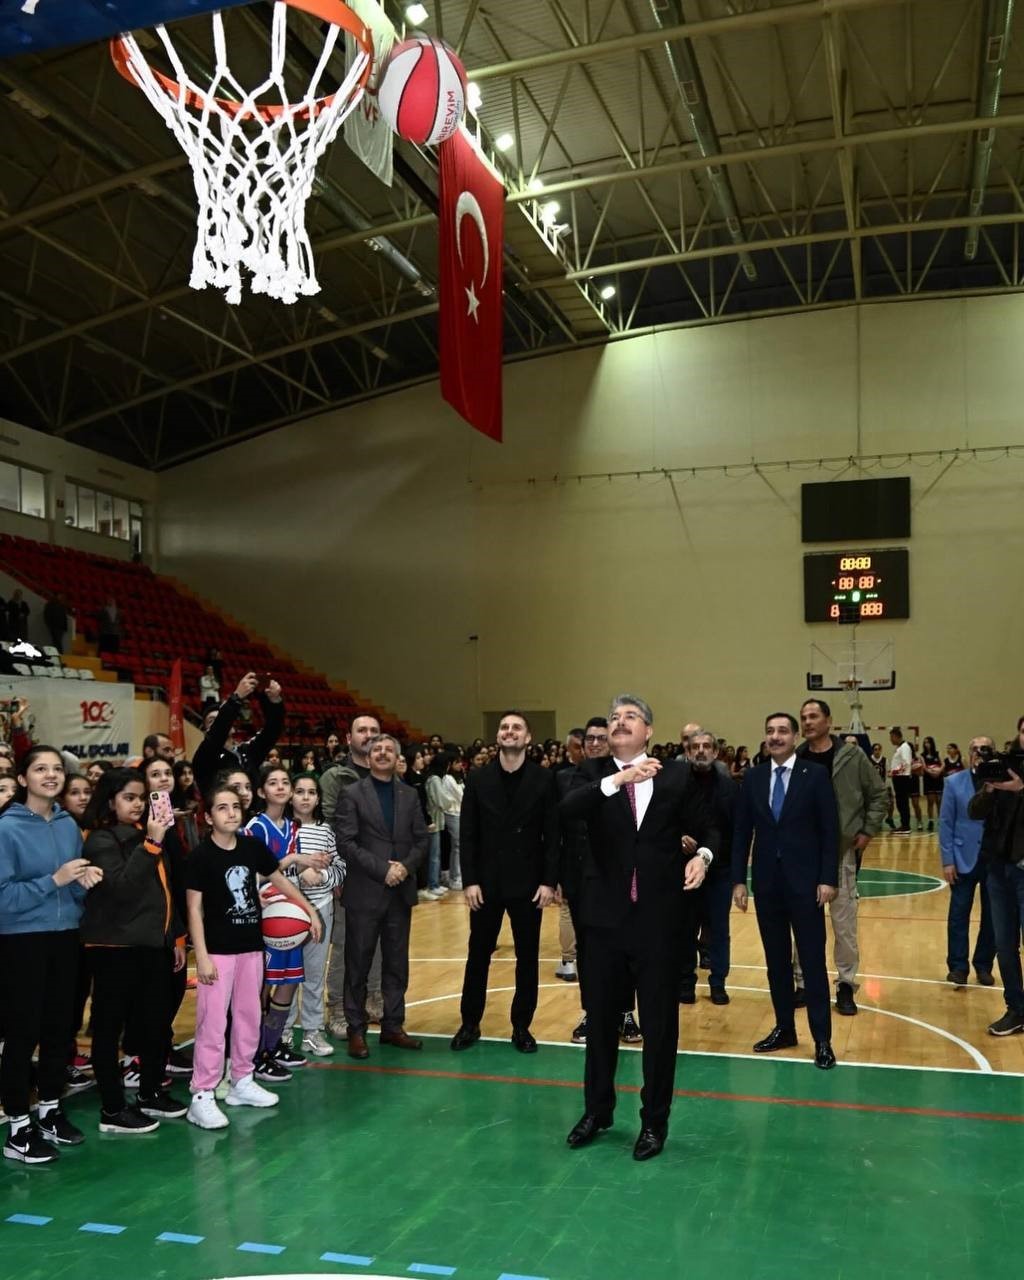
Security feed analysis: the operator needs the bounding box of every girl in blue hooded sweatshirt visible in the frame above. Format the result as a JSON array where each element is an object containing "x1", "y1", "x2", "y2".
[{"x1": 0, "y1": 746, "x2": 104, "y2": 1165}]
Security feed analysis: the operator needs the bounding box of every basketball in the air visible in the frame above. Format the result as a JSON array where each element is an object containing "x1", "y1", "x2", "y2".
[
  {"x1": 377, "y1": 36, "x2": 467, "y2": 145},
  {"x1": 261, "y1": 896, "x2": 311, "y2": 951}
]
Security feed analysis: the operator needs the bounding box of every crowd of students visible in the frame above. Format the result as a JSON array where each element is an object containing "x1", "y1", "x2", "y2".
[{"x1": 0, "y1": 671, "x2": 1007, "y2": 1167}]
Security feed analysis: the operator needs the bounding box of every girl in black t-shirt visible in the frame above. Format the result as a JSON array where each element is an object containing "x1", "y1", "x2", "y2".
[
  {"x1": 184, "y1": 784, "x2": 320, "y2": 1131},
  {"x1": 920, "y1": 736, "x2": 944, "y2": 832}
]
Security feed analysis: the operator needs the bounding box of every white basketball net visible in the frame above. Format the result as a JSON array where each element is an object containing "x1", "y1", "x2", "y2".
[{"x1": 115, "y1": 2, "x2": 370, "y2": 304}]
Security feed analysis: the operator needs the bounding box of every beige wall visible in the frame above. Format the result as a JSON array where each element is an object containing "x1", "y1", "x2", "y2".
[
  {"x1": 155, "y1": 294, "x2": 1024, "y2": 749},
  {"x1": 0, "y1": 416, "x2": 157, "y2": 559}
]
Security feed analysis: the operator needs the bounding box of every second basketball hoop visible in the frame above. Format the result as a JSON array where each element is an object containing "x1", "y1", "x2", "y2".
[{"x1": 111, "y1": 0, "x2": 373, "y2": 304}]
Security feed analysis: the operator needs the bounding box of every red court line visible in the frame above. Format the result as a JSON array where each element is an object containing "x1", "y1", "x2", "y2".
[{"x1": 309, "y1": 1061, "x2": 1024, "y2": 1125}]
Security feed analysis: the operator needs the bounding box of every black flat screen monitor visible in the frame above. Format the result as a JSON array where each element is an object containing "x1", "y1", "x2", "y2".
[{"x1": 801, "y1": 477, "x2": 910, "y2": 542}]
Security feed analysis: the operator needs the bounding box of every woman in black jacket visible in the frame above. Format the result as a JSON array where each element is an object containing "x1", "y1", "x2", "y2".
[{"x1": 81, "y1": 769, "x2": 186, "y2": 1135}]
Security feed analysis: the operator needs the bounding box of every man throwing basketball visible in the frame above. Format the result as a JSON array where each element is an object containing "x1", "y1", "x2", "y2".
[{"x1": 559, "y1": 694, "x2": 717, "y2": 1161}]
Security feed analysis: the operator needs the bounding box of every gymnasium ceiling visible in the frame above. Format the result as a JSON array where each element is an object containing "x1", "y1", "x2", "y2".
[{"x1": 1, "y1": 0, "x2": 1023, "y2": 469}]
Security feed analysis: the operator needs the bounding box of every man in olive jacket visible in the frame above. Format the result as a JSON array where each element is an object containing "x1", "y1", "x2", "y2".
[{"x1": 795, "y1": 699, "x2": 888, "y2": 1015}]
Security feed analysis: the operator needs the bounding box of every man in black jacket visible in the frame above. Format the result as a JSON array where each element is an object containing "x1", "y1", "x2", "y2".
[
  {"x1": 192, "y1": 671, "x2": 285, "y2": 793},
  {"x1": 968, "y1": 715, "x2": 1024, "y2": 1036},
  {"x1": 560, "y1": 695, "x2": 717, "y2": 1161},
  {"x1": 680, "y1": 728, "x2": 737, "y2": 1005},
  {"x1": 450, "y1": 710, "x2": 559, "y2": 1054}
]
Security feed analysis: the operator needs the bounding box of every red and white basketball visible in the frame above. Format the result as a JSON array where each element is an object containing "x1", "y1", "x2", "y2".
[
  {"x1": 261, "y1": 895, "x2": 311, "y2": 951},
  {"x1": 377, "y1": 37, "x2": 467, "y2": 145}
]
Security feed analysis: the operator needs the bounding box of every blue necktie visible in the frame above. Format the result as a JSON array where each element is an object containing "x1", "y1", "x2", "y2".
[{"x1": 771, "y1": 765, "x2": 786, "y2": 820}]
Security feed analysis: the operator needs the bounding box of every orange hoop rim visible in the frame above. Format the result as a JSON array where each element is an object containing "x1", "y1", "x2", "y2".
[{"x1": 110, "y1": 0, "x2": 373, "y2": 123}]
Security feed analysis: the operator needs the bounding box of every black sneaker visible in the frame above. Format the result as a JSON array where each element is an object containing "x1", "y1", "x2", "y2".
[
  {"x1": 678, "y1": 988, "x2": 696, "y2": 1005},
  {"x1": 254, "y1": 1053, "x2": 291, "y2": 1083},
  {"x1": 137, "y1": 1090, "x2": 188, "y2": 1119},
  {"x1": 619, "y1": 1012, "x2": 643, "y2": 1043},
  {"x1": 165, "y1": 1048, "x2": 193, "y2": 1077},
  {"x1": 946, "y1": 969, "x2": 969, "y2": 986},
  {"x1": 273, "y1": 1045, "x2": 307, "y2": 1069},
  {"x1": 98, "y1": 1105, "x2": 160, "y2": 1134},
  {"x1": 988, "y1": 1010, "x2": 1024, "y2": 1037},
  {"x1": 4, "y1": 1123, "x2": 58, "y2": 1164},
  {"x1": 835, "y1": 982, "x2": 858, "y2": 1016},
  {"x1": 64, "y1": 1066, "x2": 94, "y2": 1095},
  {"x1": 37, "y1": 1106, "x2": 85, "y2": 1146},
  {"x1": 571, "y1": 1017, "x2": 587, "y2": 1044},
  {"x1": 710, "y1": 986, "x2": 730, "y2": 1006}
]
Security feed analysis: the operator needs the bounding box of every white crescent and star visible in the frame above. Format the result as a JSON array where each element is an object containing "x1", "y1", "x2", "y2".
[{"x1": 455, "y1": 190, "x2": 489, "y2": 322}]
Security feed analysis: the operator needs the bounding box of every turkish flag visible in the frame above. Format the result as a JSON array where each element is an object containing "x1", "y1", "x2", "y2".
[
  {"x1": 167, "y1": 657, "x2": 185, "y2": 755},
  {"x1": 438, "y1": 128, "x2": 505, "y2": 441}
]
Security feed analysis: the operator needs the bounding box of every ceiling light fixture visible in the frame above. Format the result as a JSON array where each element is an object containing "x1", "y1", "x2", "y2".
[
  {"x1": 539, "y1": 200, "x2": 561, "y2": 224},
  {"x1": 467, "y1": 82, "x2": 482, "y2": 112},
  {"x1": 600, "y1": 285, "x2": 616, "y2": 300},
  {"x1": 494, "y1": 132, "x2": 514, "y2": 152},
  {"x1": 405, "y1": 4, "x2": 428, "y2": 25}
]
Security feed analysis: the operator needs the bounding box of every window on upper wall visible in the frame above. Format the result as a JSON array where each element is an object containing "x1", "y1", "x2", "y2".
[
  {"x1": 0, "y1": 460, "x2": 47, "y2": 520},
  {"x1": 65, "y1": 480, "x2": 143, "y2": 542}
]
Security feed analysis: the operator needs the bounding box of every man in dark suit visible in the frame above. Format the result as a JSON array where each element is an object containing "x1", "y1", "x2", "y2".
[
  {"x1": 732, "y1": 711, "x2": 839, "y2": 1069},
  {"x1": 559, "y1": 695, "x2": 717, "y2": 1161},
  {"x1": 450, "y1": 710, "x2": 559, "y2": 1054},
  {"x1": 334, "y1": 733, "x2": 428, "y2": 1060}
]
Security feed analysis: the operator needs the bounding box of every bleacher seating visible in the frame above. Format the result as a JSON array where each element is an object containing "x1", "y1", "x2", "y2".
[{"x1": 0, "y1": 533, "x2": 412, "y2": 743}]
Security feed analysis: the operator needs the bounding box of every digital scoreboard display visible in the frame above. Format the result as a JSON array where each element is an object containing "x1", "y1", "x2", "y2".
[{"x1": 803, "y1": 549, "x2": 909, "y2": 623}]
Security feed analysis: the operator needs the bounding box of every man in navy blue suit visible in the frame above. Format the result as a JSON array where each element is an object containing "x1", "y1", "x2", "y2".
[{"x1": 732, "y1": 711, "x2": 840, "y2": 1069}]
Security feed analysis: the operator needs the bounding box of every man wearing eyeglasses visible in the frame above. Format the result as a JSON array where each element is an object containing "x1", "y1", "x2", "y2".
[{"x1": 560, "y1": 695, "x2": 716, "y2": 1162}]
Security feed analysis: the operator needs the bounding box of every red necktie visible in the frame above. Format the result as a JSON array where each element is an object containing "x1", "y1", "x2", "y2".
[{"x1": 625, "y1": 778, "x2": 639, "y2": 901}]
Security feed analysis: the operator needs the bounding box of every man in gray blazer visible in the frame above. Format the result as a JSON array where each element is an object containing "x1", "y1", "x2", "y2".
[{"x1": 334, "y1": 734, "x2": 428, "y2": 1059}]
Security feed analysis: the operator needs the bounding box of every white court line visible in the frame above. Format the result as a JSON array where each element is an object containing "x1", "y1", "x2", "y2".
[{"x1": 407, "y1": 983, "x2": 1006, "y2": 1076}]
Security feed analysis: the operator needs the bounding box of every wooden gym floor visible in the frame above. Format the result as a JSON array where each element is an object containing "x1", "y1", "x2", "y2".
[{"x1": 1, "y1": 831, "x2": 1019, "y2": 1280}]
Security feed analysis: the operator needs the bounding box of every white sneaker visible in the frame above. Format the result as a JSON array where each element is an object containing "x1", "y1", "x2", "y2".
[
  {"x1": 449, "y1": 879, "x2": 463, "y2": 890},
  {"x1": 327, "y1": 1017, "x2": 348, "y2": 1038},
  {"x1": 187, "y1": 1092, "x2": 229, "y2": 1129},
  {"x1": 433, "y1": 884, "x2": 450, "y2": 896},
  {"x1": 224, "y1": 1074, "x2": 279, "y2": 1109},
  {"x1": 301, "y1": 1029, "x2": 335, "y2": 1057},
  {"x1": 555, "y1": 960, "x2": 578, "y2": 981},
  {"x1": 417, "y1": 889, "x2": 433, "y2": 903}
]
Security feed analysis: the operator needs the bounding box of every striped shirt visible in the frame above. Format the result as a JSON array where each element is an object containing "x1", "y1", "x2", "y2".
[{"x1": 295, "y1": 822, "x2": 345, "y2": 910}]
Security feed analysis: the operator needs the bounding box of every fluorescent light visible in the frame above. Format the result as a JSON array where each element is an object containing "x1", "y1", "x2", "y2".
[
  {"x1": 540, "y1": 200, "x2": 561, "y2": 224},
  {"x1": 600, "y1": 285, "x2": 616, "y2": 300},
  {"x1": 528, "y1": 177, "x2": 545, "y2": 193},
  {"x1": 467, "y1": 82, "x2": 482, "y2": 112},
  {"x1": 405, "y1": 3, "x2": 428, "y2": 24},
  {"x1": 494, "y1": 132, "x2": 514, "y2": 152}
]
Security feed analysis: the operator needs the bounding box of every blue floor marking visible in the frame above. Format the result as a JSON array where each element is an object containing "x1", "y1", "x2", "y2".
[
  {"x1": 408, "y1": 1266, "x2": 457, "y2": 1277},
  {"x1": 80, "y1": 1223, "x2": 126, "y2": 1235},
  {"x1": 499, "y1": 1274, "x2": 551, "y2": 1280},
  {"x1": 157, "y1": 1232, "x2": 205, "y2": 1245},
  {"x1": 321, "y1": 1253, "x2": 374, "y2": 1266},
  {"x1": 6, "y1": 1214, "x2": 52, "y2": 1227},
  {"x1": 237, "y1": 1241, "x2": 286, "y2": 1255}
]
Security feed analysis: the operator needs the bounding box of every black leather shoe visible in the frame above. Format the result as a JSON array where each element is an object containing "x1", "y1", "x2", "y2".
[
  {"x1": 814, "y1": 1040, "x2": 837, "y2": 1070},
  {"x1": 946, "y1": 969, "x2": 968, "y2": 986},
  {"x1": 566, "y1": 1113, "x2": 612, "y2": 1148},
  {"x1": 450, "y1": 1023, "x2": 481, "y2": 1051},
  {"x1": 975, "y1": 970, "x2": 995, "y2": 987},
  {"x1": 753, "y1": 1026, "x2": 798, "y2": 1053},
  {"x1": 678, "y1": 988, "x2": 696, "y2": 1005},
  {"x1": 632, "y1": 1127, "x2": 666, "y2": 1161},
  {"x1": 709, "y1": 986, "x2": 730, "y2": 1006},
  {"x1": 793, "y1": 987, "x2": 807, "y2": 1008},
  {"x1": 511, "y1": 1026, "x2": 538, "y2": 1054},
  {"x1": 835, "y1": 982, "x2": 857, "y2": 1016}
]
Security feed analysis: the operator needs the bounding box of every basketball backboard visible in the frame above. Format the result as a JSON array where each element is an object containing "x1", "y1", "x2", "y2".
[
  {"x1": 0, "y1": 0, "x2": 249, "y2": 57},
  {"x1": 806, "y1": 637, "x2": 896, "y2": 693}
]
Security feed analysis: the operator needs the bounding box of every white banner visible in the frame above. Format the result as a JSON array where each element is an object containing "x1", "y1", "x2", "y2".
[
  {"x1": 344, "y1": 0, "x2": 396, "y2": 186},
  {"x1": 0, "y1": 677, "x2": 137, "y2": 763}
]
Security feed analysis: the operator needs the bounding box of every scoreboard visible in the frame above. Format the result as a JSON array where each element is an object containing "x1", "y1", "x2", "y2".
[{"x1": 803, "y1": 549, "x2": 909, "y2": 623}]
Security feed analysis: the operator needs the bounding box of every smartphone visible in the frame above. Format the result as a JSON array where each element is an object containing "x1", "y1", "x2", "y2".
[{"x1": 150, "y1": 790, "x2": 174, "y2": 827}]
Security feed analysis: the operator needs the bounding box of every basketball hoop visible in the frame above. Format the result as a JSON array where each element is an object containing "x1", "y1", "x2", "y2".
[{"x1": 111, "y1": 0, "x2": 373, "y2": 304}]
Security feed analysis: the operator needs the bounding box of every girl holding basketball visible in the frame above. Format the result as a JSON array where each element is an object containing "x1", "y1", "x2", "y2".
[
  {"x1": 185, "y1": 783, "x2": 320, "y2": 1130},
  {"x1": 244, "y1": 765, "x2": 329, "y2": 1080}
]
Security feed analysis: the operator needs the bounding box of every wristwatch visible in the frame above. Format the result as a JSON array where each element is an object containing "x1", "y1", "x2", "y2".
[{"x1": 697, "y1": 847, "x2": 713, "y2": 868}]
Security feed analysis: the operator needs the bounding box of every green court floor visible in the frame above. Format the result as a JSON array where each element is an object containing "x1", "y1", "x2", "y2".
[{"x1": 2, "y1": 1040, "x2": 1018, "y2": 1280}]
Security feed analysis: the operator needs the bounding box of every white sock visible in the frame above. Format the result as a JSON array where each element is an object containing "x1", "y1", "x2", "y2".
[
  {"x1": 37, "y1": 1099, "x2": 59, "y2": 1119},
  {"x1": 9, "y1": 1113, "x2": 30, "y2": 1134}
]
